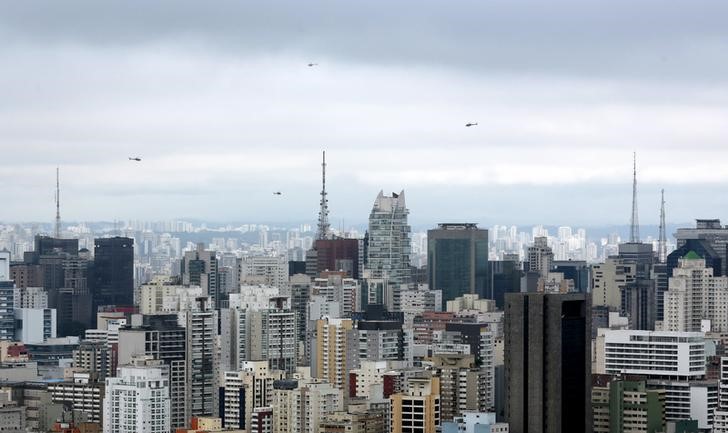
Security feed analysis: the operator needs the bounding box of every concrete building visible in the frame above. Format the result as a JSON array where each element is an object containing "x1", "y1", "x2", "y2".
[
  {"x1": 312, "y1": 317, "x2": 359, "y2": 393},
  {"x1": 48, "y1": 372, "x2": 105, "y2": 424},
  {"x1": 138, "y1": 276, "x2": 203, "y2": 314},
  {"x1": 239, "y1": 255, "x2": 289, "y2": 292},
  {"x1": 595, "y1": 329, "x2": 715, "y2": 428},
  {"x1": 117, "y1": 314, "x2": 188, "y2": 429},
  {"x1": 13, "y1": 286, "x2": 48, "y2": 309},
  {"x1": 427, "y1": 223, "x2": 488, "y2": 304},
  {"x1": 429, "y1": 353, "x2": 494, "y2": 419},
  {"x1": 220, "y1": 299, "x2": 297, "y2": 373},
  {"x1": 591, "y1": 375, "x2": 665, "y2": 433},
  {"x1": 367, "y1": 191, "x2": 411, "y2": 311},
  {"x1": 0, "y1": 280, "x2": 14, "y2": 341},
  {"x1": 180, "y1": 298, "x2": 219, "y2": 418},
  {"x1": 591, "y1": 258, "x2": 635, "y2": 310},
  {"x1": 319, "y1": 406, "x2": 388, "y2": 433},
  {"x1": 504, "y1": 292, "x2": 591, "y2": 433},
  {"x1": 103, "y1": 356, "x2": 170, "y2": 433},
  {"x1": 441, "y1": 412, "x2": 509, "y2": 433},
  {"x1": 526, "y1": 237, "x2": 553, "y2": 278},
  {"x1": 14, "y1": 307, "x2": 56, "y2": 343},
  {"x1": 273, "y1": 380, "x2": 344, "y2": 433},
  {"x1": 390, "y1": 376, "x2": 441, "y2": 433},
  {"x1": 221, "y1": 361, "x2": 284, "y2": 430}
]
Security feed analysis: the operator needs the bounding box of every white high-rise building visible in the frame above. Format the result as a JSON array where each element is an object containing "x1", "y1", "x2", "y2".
[
  {"x1": 14, "y1": 308, "x2": 56, "y2": 343},
  {"x1": 367, "y1": 190, "x2": 411, "y2": 311},
  {"x1": 103, "y1": 356, "x2": 171, "y2": 433},
  {"x1": 663, "y1": 253, "x2": 728, "y2": 332}
]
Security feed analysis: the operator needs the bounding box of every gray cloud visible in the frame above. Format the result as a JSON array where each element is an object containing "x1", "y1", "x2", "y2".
[{"x1": 0, "y1": 1, "x2": 727, "y2": 225}]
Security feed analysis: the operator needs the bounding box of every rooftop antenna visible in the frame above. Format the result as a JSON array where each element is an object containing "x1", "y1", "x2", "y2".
[
  {"x1": 55, "y1": 167, "x2": 61, "y2": 238},
  {"x1": 629, "y1": 152, "x2": 640, "y2": 243},
  {"x1": 316, "y1": 150, "x2": 331, "y2": 240},
  {"x1": 659, "y1": 189, "x2": 667, "y2": 263}
]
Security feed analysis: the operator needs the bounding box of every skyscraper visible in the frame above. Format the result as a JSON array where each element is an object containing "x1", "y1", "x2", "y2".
[
  {"x1": 366, "y1": 190, "x2": 411, "y2": 311},
  {"x1": 92, "y1": 237, "x2": 134, "y2": 310},
  {"x1": 427, "y1": 223, "x2": 488, "y2": 305},
  {"x1": 504, "y1": 292, "x2": 592, "y2": 433}
]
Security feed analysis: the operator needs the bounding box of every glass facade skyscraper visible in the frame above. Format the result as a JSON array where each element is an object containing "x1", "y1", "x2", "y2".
[
  {"x1": 427, "y1": 223, "x2": 488, "y2": 305},
  {"x1": 366, "y1": 190, "x2": 411, "y2": 311}
]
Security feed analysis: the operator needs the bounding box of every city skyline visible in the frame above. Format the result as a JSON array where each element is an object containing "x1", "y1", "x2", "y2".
[{"x1": 3, "y1": 2, "x2": 728, "y2": 222}]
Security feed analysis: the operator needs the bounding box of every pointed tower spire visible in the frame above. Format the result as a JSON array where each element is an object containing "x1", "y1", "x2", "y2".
[
  {"x1": 55, "y1": 167, "x2": 61, "y2": 238},
  {"x1": 316, "y1": 151, "x2": 331, "y2": 240},
  {"x1": 629, "y1": 152, "x2": 640, "y2": 243},
  {"x1": 659, "y1": 189, "x2": 667, "y2": 262}
]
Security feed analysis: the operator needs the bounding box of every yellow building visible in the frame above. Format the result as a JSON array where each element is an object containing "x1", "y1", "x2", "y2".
[{"x1": 390, "y1": 376, "x2": 441, "y2": 433}]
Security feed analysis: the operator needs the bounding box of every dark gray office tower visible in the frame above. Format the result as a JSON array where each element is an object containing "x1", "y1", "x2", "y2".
[
  {"x1": 617, "y1": 242, "x2": 655, "y2": 330},
  {"x1": 504, "y1": 292, "x2": 591, "y2": 433},
  {"x1": 428, "y1": 223, "x2": 488, "y2": 304},
  {"x1": 92, "y1": 237, "x2": 134, "y2": 311},
  {"x1": 675, "y1": 219, "x2": 728, "y2": 276},
  {"x1": 488, "y1": 258, "x2": 522, "y2": 309}
]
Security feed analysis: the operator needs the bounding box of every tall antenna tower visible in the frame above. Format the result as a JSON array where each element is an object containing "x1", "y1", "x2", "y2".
[
  {"x1": 316, "y1": 150, "x2": 331, "y2": 240},
  {"x1": 55, "y1": 167, "x2": 61, "y2": 238},
  {"x1": 629, "y1": 152, "x2": 640, "y2": 243},
  {"x1": 659, "y1": 189, "x2": 667, "y2": 262}
]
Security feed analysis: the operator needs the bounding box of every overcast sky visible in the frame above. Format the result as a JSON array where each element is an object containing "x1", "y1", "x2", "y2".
[{"x1": 2, "y1": 1, "x2": 728, "y2": 226}]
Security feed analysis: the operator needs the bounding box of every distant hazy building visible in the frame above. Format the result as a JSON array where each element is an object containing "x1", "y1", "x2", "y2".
[
  {"x1": 367, "y1": 190, "x2": 411, "y2": 310},
  {"x1": 526, "y1": 237, "x2": 553, "y2": 278},
  {"x1": 504, "y1": 292, "x2": 591, "y2": 433},
  {"x1": 104, "y1": 356, "x2": 171, "y2": 433},
  {"x1": 427, "y1": 223, "x2": 488, "y2": 304},
  {"x1": 181, "y1": 245, "x2": 220, "y2": 308}
]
